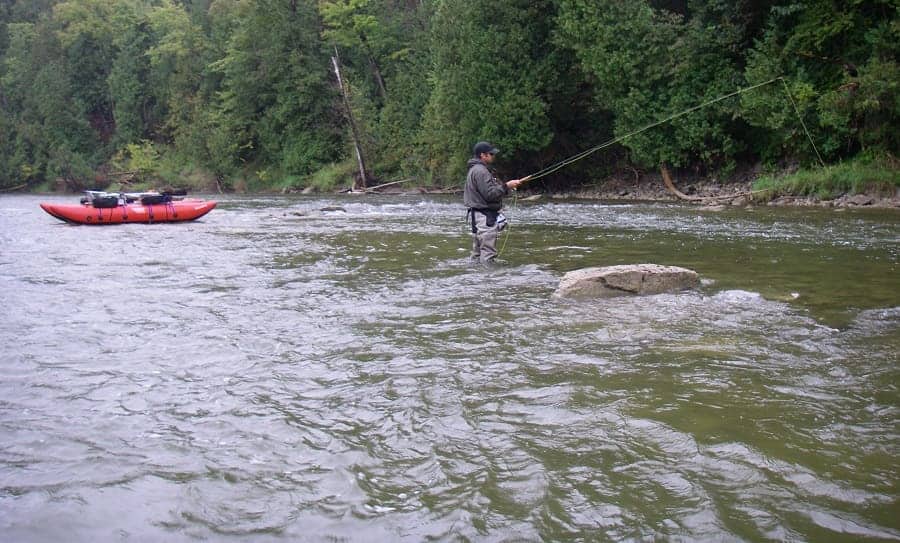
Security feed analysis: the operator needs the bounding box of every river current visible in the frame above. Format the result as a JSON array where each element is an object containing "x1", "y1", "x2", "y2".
[{"x1": 1, "y1": 193, "x2": 898, "y2": 541}]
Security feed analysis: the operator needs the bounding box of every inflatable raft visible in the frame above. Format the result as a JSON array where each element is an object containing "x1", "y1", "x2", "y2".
[{"x1": 41, "y1": 191, "x2": 216, "y2": 225}]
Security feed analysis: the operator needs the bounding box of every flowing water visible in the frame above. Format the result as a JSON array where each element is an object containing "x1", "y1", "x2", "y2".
[{"x1": 1, "y1": 193, "x2": 898, "y2": 542}]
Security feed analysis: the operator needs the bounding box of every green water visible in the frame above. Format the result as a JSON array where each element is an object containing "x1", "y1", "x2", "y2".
[{"x1": 1, "y1": 194, "x2": 897, "y2": 541}]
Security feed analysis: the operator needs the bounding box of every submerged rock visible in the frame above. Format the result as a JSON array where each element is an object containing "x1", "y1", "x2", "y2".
[{"x1": 554, "y1": 264, "x2": 700, "y2": 299}]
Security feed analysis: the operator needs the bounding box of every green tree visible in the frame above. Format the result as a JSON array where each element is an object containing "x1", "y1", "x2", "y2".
[
  {"x1": 422, "y1": 0, "x2": 556, "y2": 182},
  {"x1": 315, "y1": 1, "x2": 436, "y2": 181},
  {"x1": 557, "y1": 0, "x2": 753, "y2": 172},
  {"x1": 53, "y1": 0, "x2": 129, "y2": 147},
  {"x1": 1, "y1": 19, "x2": 96, "y2": 186},
  {"x1": 112, "y1": 139, "x2": 161, "y2": 185},
  {"x1": 145, "y1": 0, "x2": 214, "y2": 162},
  {"x1": 742, "y1": 0, "x2": 899, "y2": 160},
  {"x1": 318, "y1": 0, "x2": 390, "y2": 101},
  {"x1": 107, "y1": 19, "x2": 154, "y2": 145},
  {"x1": 206, "y1": 0, "x2": 342, "y2": 180}
]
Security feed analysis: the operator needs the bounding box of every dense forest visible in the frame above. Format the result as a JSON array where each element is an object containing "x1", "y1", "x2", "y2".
[{"x1": 0, "y1": 0, "x2": 897, "y2": 193}]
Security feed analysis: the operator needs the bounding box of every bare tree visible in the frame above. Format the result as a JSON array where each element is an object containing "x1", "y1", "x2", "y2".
[{"x1": 331, "y1": 47, "x2": 369, "y2": 191}]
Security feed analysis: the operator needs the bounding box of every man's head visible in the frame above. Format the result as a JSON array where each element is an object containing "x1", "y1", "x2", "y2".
[{"x1": 473, "y1": 141, "x2": 499, "y2": 163}]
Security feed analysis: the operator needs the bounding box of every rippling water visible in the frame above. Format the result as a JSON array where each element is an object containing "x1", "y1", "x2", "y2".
[{"x1": 1, "y1": 194, "x2": 898, "y2": 541}]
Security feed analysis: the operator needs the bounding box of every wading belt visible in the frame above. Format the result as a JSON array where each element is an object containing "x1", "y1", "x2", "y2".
[{"x1": 467, "y1": 208, "x2": 499, "y2": 233}]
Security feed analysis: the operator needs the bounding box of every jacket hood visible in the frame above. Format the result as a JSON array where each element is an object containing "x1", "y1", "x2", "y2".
[{"x1": 467, "y1": 158, "x2": 485, "y2": 170}]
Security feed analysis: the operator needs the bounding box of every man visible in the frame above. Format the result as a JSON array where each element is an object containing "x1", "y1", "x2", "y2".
[{"x1": 463, "y1": 141, "x2": 527, "y2": 264}]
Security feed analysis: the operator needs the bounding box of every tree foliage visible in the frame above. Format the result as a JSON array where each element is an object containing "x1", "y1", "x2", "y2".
[
  {"x1": 422, "y1": 0, "x2": 557, "y2": 180},
  {"x1": 742, "y1": 0, "x2": 899, "y2": 161},
  {"x1": 557, "y1": 0, "x2": 759, "y2": 171},
  {"x1": 0, "y1": 0, "x2": 896, "y2": 191}
]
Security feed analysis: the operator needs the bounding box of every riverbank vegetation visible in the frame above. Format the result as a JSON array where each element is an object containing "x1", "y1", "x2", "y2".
[
  {"x1": 753, "y1": 153, "x2": 900, "y2": 200},
  {"x1": 1, "y1": 1, "x2": 897, "y2": 199}
]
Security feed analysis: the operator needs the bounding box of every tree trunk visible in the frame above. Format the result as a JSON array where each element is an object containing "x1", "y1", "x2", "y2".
[
  {"x1": 661, "y1": 164, "x2": 759, "y2": 204},
  {"x1": 331, "y1": 47, "x2": 368, "y2": 190},
  {"x1": 369, "y1": 55, "x2": 388, "y2": 100},
  {"x1": 359, "y1": 34, "x2": 387, "y2": 100},
  {"x1": 660, "y1": 164, "x2": 703, "y2": 201}
]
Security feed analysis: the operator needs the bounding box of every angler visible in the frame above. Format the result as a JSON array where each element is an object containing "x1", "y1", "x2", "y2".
[{"x1": 463, "y1": 141, "x2": 527, "y2": 264}]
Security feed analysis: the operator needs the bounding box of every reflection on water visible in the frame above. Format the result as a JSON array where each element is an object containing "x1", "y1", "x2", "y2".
[{"x1": 0, "y1": 194, "x2": 898, "y2": 541}]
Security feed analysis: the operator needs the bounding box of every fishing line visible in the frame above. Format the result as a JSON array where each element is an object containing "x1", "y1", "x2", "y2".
[
  {"x1": 780, "y1": 77, "x2": 826, "y2": 167},
  {"x1": 495, "y1": 76, "x2": 824, "y2": 258},
  {"x1": 520, "y1": 76, "x2": 824, "y2": 185},
  {"x1": 496, "y1": 188, "x2": 517, "y2": 258}
]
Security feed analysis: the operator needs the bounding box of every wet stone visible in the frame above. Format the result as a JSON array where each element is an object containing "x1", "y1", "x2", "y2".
[{"x1": 554, "y1": 264, "x2": 700, "y2": 299}]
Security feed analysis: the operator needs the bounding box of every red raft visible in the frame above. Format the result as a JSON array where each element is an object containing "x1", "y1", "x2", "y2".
[{"x1": 41, "y1": 192, "x2": 216, "y2": 225}]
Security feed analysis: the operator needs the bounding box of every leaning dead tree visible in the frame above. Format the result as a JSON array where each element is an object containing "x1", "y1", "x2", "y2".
[{"x1": 331, "y1": 47, "x2": 369, "y2": 191}]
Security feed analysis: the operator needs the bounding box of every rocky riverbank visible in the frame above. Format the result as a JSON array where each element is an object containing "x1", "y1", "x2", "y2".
[{"x1": 517, "y1": 172, "x2": 900, "y2": 209}]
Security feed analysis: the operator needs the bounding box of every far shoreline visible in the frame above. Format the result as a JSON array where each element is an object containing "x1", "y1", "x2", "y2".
[{"x1": 10, "y1": 165, "x2": 900, "y2": 210}]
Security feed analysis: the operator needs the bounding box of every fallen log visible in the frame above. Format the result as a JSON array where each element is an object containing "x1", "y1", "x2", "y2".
[{"x1": 364, "y1": 178, "x2": 413, "y2": 193}]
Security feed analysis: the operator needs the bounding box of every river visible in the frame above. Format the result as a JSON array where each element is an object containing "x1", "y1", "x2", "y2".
[{"x1": 1, "y1": 193, "x2": 898, "y2": 541}]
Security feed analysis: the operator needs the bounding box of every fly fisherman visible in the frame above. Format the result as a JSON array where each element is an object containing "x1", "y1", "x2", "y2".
[{"x1": 463, "y1": 141, "x2": 527, "y2": 264}]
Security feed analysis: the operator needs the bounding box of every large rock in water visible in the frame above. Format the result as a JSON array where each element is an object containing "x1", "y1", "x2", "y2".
[{"x1": 554, "y1": 264, "x2": 700, "y2": 299}]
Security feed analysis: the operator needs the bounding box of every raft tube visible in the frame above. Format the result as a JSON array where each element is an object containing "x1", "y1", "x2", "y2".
[{"x1": 40, "y1": 199, "x2": 216, "y2": 225}]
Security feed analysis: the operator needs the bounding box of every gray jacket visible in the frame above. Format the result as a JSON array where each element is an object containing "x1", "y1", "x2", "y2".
[{"x1": 463, "y1": 158, "x2": 509, "y2": 211}]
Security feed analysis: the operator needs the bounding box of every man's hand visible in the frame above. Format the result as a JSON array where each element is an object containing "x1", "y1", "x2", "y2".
[{"x1": 506, "y1": 175, "x2": 530, "y2": 190}]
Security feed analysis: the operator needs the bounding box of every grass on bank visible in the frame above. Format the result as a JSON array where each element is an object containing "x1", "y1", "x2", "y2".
[
  {"x1": 239, "y1": 160, "x2": 358, "y2": 193},
  {"x1": 752, "y1": 154, "x2": 900, "y2": 200}
]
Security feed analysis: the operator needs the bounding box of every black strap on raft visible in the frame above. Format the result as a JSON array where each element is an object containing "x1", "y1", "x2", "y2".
[
  {"x1": 140, "y1": 193, "x2": 172, "y2": 205},
  {"x1": 92, "y1": 195, "x2": 119, "y2": 208}
]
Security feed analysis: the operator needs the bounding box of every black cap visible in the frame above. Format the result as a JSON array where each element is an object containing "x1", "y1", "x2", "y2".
[{"x1": 473, "y1": 141, "x2": 499, "y2": 157}]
